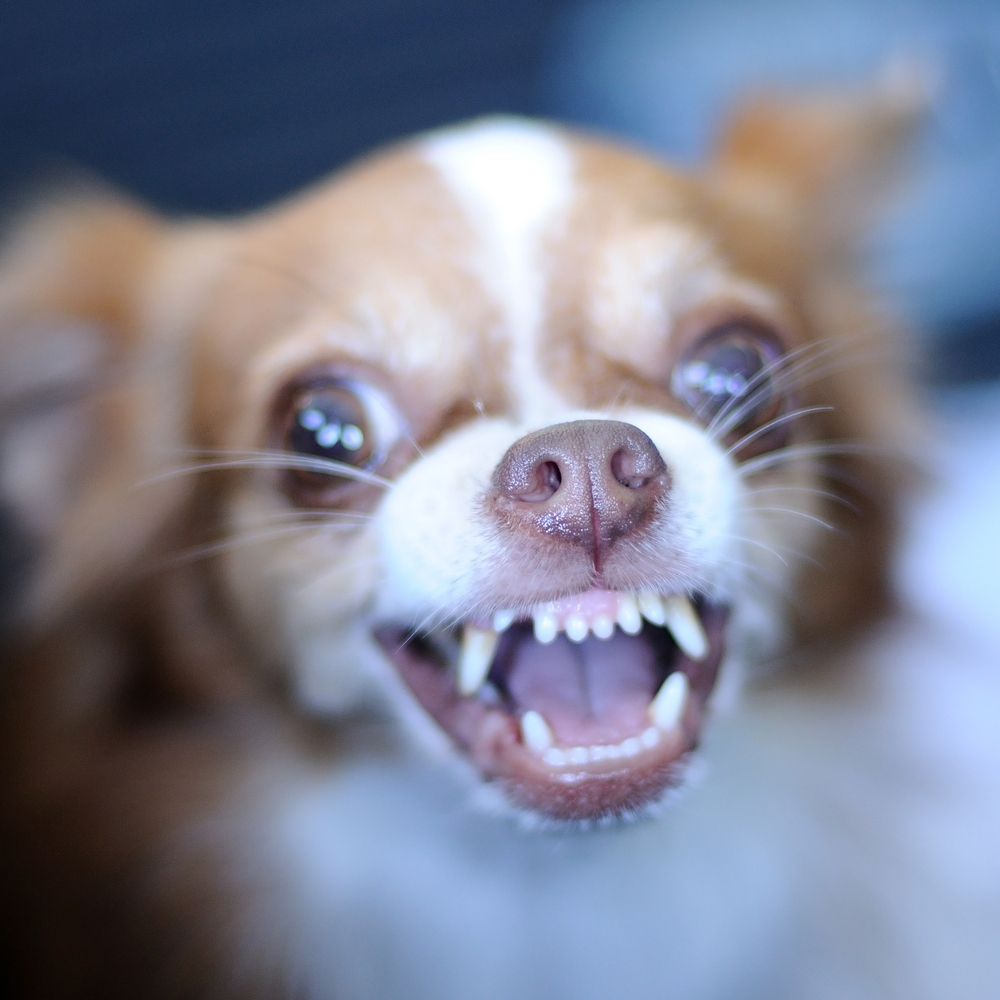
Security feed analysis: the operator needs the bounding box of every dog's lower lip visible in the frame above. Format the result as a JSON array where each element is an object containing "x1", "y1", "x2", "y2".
[{"x1": 373, "y1": 598, "x2": 728, "y2": 822}]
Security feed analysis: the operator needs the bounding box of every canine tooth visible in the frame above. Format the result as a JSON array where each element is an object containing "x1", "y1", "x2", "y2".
[
  {"x1": 662, "y1": 595, "x2": 709, "y2": 660},
  {"x1": 520, "y1": 710, "x2": 555, "y2": 752},
  {"x1": 592, "y1": 614, "x2": 615, "y2": 640},
  {"x1": 457, "y1": 626, "x2": 499, "y2": 695},
  {"x1": 637, "y1": 591, "x2": 666, "y2": 626},
  {"x1": 542, "y1": 747, "x2": 567, "y2": 767},
  {"x1": 492, "y1": 609, "x2": 516, "y2": 632},
  {"x1": 649, "y1": 671, "x2": 689, "y2": 730},
  {"x1": 565, "y1": 614, "x2": 589, "y2": 643},
  {"x1": 617, "y1": 595, "x2": 642, "y2": 635},
  {"x1": 533, "y1": 610, "x2": 558, "y2": 644},
  {"x1": 567, "y1": 746, "x2": 590, "y2": 765}
]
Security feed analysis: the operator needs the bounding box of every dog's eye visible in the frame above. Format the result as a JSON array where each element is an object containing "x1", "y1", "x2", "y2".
[
  {"x1": 672, "y1": 322, "x2": 788, "y2": 451},
  {"x1": 282, "y1": 379, "x2": 401, "y2": 492}
]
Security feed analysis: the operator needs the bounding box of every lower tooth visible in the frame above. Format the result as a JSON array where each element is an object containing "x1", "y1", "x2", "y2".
[
  {"x1": 649, "y1": 671, "x2": 689, "y2": 730},
  {"x1": 520, "y1": 710, "x2": 554, "y2": 752},
  {"x1": 640, "y1": 726, "x2": 661, "y2": 749},
  {"x1": 458, "y1": 627, "x2": 499, "y2": 695}
]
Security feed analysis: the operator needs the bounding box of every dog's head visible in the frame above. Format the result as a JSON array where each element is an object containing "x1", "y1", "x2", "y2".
[{"x1": 0, "y1": 88, "x2": 918, "y2": 822}]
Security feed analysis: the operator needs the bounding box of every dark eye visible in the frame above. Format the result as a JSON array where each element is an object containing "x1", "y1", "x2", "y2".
[
  {"x1": 282, "y1": 378, "x2": 401, "y2": 494},
  {"x1": 672, "y1": 321, "x2": 789, "y2": 453}
]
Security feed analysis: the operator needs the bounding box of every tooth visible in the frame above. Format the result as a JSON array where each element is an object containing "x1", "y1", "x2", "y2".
[
  {"x1": 458, "y1": 626, "x2": 499, "y2": 695},
  {"x1": 533, "y1": 610, "x2": 558, "y2": 644},
  {"x1": 649, "y1": 671, "x2": 689, "y2": 730},
  {"x1": 565, "y1": 614, "x2": 589, "y2": 643},
  {"x1": 617, "y1": 595, "x2": 642, "y2": 635},
  {"x1": 620, "y1": 737, "x2": 641, "y2": 758},
  {"x1": 492, "y1": 609, "x2": 516, "y2": 632},
  {"x1": 640, "y1": 726, "x2": 661, "y2": 749},
  {"x1": 542, "y1": 747, "x2": 567, "y2": 767},
  {"x1": 662, "y1": 595, "x2": 709, "y2": 660},
  {"x1": 592, "y1": 614, "x2": 615, "y2": 640},
  {"x1": 520, "y1": 710, "x2": 555, "y2": 752},
  {"x1": 637, "y1": 590, "x2": 666, "y2": 626},
  {"x1": 567, "y1": 746, "x2": 590, "y2": 765}
]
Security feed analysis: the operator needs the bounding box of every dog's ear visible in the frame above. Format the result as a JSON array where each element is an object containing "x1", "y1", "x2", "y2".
[
  {"x1": 710, "y1": 72, "x2": 925, "y2": 258},
  {"x1": 711, "y1": 81, "x2": 927, "y2": 644},
  {"x1": 0, "y1": 192, "x2": 200, "y2": 623}
]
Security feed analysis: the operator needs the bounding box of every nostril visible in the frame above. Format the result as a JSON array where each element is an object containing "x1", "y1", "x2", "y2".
[
  {"x1": 515, "y1": 460, "x2": 562, "y2": 503},
  {"x1": 610, "y1": 448, "x2": 654, "y2": 489}
]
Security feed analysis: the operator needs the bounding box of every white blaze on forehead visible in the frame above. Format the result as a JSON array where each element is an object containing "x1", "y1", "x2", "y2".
[{"x1": 422, "y1": 119, "x2": 573, "y2": 421}]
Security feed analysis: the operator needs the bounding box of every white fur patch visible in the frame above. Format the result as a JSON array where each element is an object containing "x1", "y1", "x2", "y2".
[{"x1": 423, "y1": 119, "x2": 574, "y2": 422}]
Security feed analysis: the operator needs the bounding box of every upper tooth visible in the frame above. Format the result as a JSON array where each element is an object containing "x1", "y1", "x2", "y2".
[
  {"x1": 617, "y1": 595, "x2": 642, "y2": 635},
  {"x1": 592, "y1": 614, "x2": 615, "y2": 640},
  {"x1": 662, "y1": 595, "x2": 709, "y2": 660},
  {"x1": 520, "y1": 710, "x2": 554, "y2": 752},
  {"x1": 649, "y1": 671, "x2": 689, "y2": 730},
  {"x1": 565, "y1": 614, "x2": 589, "y2": 643},
  {"x1": 458, "y1": 626, "x2": 499, "y2": 695},
  {"x1": 492, "y1": 609, "x2": 516, "y2": 632},
  {"x1": 533, "y1": 610, "x2": 558, "y2": 644},
  {"x1": 637, "y1": 591, "x2": 666, "y2": 626}
]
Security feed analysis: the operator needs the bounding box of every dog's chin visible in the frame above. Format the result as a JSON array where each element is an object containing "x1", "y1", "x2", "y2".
[{"x1": 374, "y1": 592, "x2": 728, "y2": 823}]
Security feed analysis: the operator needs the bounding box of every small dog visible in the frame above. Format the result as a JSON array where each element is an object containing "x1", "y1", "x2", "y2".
[{"x1": 0, "y1": 85, "x2": 959, "y2": 998}]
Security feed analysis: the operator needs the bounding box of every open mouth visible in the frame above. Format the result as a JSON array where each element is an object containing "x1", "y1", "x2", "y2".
[{"x1": 374, "y1": 591, "x2": 728, "y2": 822}]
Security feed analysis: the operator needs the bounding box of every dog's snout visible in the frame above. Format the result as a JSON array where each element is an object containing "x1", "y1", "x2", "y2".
[{"x1": 492, "y1": 420, "x2": 668, "y2": 564}]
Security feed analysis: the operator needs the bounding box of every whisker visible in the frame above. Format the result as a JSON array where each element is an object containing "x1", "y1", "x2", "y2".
[
  {"x1": 724, "y1": 533, "x2": 790, "y2": 567},
  {"x1": 708, "y1": 340, "x2": 840, "y2": 439},
  {"x1": 739, "y1": 506, "x2": 837, "y2": 532},
  {"x1": 153, "y1": 520, "x2": 366, "y2": 569},
  {"x1": 295, "y1": 553, "x2": 384, "y2": 597},
  {"x1": 140, "y1": 450, "x2": 393, "y2": 489},
  {"x1": 709, "y1": 333, "x2": 891, "y2": 442},
  {"x1": 714, "y1": 554, "x2": 795, "y2": 594},
  {"x1": 737, "y1": 441, "x2": 895, "y2": 478},
  {"x1": 742, "y1": 484, "x2": 856, "y2": 511},
  {"x1": 609, "y1": 378, "x2": 637, "y2": 414},
  {"x1": 723, "y1": 405, "x2": 833, "y2": 458}
]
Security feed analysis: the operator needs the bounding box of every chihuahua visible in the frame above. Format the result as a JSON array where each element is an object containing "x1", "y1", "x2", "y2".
[{"x1": 0, "y1": 85, "x2": 954, "y2": 999}]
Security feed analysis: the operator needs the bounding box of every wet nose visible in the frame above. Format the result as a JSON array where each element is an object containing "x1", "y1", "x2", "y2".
[{"x1": 491, "y1": 420, "x2": 669, "y2": 565}]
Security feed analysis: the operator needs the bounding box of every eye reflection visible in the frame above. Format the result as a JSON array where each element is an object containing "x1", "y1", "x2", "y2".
[
  {"x1": 279, "y1": 376, "x2": 404, "y2": 501},
  {"x1": 672, "y1": 321, "x2": 789, "y2": 453}
]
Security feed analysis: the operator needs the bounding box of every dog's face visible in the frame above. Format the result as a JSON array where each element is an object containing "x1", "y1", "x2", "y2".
[{"x1": 1, "y1": 96, "x2": 916, "y2": 823}]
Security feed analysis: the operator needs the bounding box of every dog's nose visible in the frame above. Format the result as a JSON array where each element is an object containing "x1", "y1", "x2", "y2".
[{"x1": 491, "y1": 420, "x2": 668, "y2": 565}]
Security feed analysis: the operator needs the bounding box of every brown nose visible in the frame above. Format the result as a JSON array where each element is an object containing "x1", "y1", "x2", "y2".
[{"x1": 491, "y1": 420, "x2": 669, "y2": 567}]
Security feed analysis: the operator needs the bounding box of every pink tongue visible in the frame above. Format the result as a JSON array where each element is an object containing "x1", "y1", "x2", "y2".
[{"x1": 505, "y1": 632, "x2": 659, "y2": 746}]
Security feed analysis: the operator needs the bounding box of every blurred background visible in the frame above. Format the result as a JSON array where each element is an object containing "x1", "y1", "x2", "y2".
[{"x1": 0, "y1": 0, "x2": 998, "y2": 629}]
